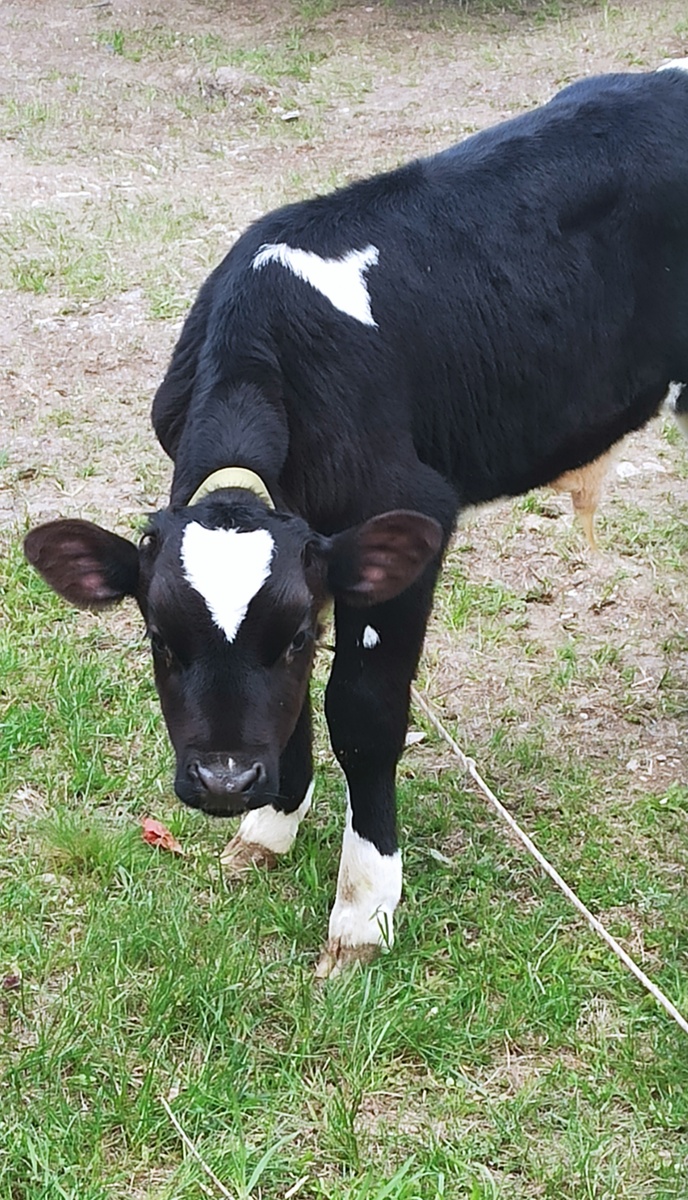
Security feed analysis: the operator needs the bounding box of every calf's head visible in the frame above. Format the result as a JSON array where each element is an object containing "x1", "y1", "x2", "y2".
[{"x1": 24, "y1": 490, "x2": 441, "y2": 816}]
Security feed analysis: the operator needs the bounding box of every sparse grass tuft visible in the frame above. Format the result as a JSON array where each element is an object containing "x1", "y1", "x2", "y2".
[
  {"x1": 94, "y1": 24, "x2": 328, "y2": 83},
  {"x1": 0, "y1": 198, "x2": 209, "y2": 307}
]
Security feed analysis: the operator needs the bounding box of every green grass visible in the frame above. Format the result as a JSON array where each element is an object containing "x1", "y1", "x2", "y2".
[
  {"x1": 3, "y1": 533, "x2": 688, "y2": 1198},
  {"x1": 4, "y1": 1, "x2": 688, "y2": 1192},
  {"x1": 0, "y1": 197, "x2": 210, "y2": 312},
  {"x1": 0, "y1": 97, "x2": 62, "y2": 138},
  {"x1": 94, "y1": 25, "x2": 327, "y2": 84}
]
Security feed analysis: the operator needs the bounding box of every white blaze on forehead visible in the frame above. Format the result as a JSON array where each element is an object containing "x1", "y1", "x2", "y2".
[
  {"x1": 180, "y1": 521, "x2": 274, "y2": 643},
  {"x1": 252, "y1": 242, "x2": 380, "y2": 326}
]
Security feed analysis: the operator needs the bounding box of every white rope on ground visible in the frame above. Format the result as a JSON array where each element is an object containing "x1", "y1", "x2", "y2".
[
  {"x1": 410, "y1": 684, "x2": 688, "y2": 1038},
  {"x1": 160, "y1": 1096, "x2": 234, "y2": 1199}
]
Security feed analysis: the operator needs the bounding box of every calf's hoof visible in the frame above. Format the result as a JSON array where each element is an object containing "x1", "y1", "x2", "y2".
[
  {"x1": 314, "y1": 939, "x2": 381, "y2": 980},
  {"x1": 219, "y1": 835, "x2": 278, "y2": 876}
]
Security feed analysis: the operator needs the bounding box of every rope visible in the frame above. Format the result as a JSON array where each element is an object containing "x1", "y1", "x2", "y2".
[{"x1": 410, "y1": 684, "x2": 688, "y2": 1037}]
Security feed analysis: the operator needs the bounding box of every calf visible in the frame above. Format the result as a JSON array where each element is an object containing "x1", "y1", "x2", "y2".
[{"x1": 25, "y1": 64, "x2": 688, "y2": 976}]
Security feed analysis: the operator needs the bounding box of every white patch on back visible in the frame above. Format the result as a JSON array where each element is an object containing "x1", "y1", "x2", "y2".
[
  {"x1": 252, "y1": 242, "x2": 380, "y2": 327},
  {"x1": 658, "y1": 58, "x2": 688, "y2": 74},
  {"x1": 327, "y1": 797, "x2": 402, "y2": 951},
  {"x1": 237, "y1": 780, "x2": 315, "y2": 854},
  {"x1": 181, "y1": 521, "x2": 274, "y2": 643},
  {"x1": 362, "y1": 625, "x2": 380, "y2": 649}
]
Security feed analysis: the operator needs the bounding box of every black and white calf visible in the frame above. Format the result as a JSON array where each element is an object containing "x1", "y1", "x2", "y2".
[{"x1": 25, "y1": 64, "x2": 688, "y2": 975}]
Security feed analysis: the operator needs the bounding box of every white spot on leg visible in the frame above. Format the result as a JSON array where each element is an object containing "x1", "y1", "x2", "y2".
[
  {"x1": 252, "y1": 243, "x2": 380, "y2": 326},
  {"x1": 327, "y1": 798, "x2": 402, "y2": 952},
  {"x1": 180, "y1": 522, "x2": 274, "y2": 642},
  {"x1": 237, "y1": 780, "x2": 314, "y2": 855},
  {"x1": 362, "y1": 625, "x2": 380, "y2": 650}
]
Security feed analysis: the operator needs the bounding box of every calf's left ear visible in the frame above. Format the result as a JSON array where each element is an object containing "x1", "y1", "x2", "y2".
[
  {"x1": 326, "y1": 510, "x2": 443, "y2": 607},
  {"x1": 24, "y1": 519, "x2": 140, "y2": 610}
]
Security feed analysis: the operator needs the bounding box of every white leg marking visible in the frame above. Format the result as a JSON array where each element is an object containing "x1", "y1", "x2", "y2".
[
  {"x1": 362, "y1": 625, "x2": 380, "y2": 650},
  {"x1": 237, "y1": 780, "x2": 314, "y2": 855},
  {"x1": 181, "y1": 522, "x2": 274, "y2": 642},
  {"x1": 665, "y1": 381, "x2": 686, "y2": 409},
  {"x1": 664, "y1": 382, "x2": 688, "y2": 441},
  {"x1": 252, "y1": 242, "x2": 380, "y2": 327},
  {"x1": 658, "y1": 58, "x2": 688, "y2": 74},
  {"x1": 327, "y1": 799, "x2": 402, "y2": 951}
]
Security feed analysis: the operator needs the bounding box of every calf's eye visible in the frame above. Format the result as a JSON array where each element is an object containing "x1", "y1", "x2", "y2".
[{"x1": 290, "y1": 630, "x2": 307, "y2": 653}]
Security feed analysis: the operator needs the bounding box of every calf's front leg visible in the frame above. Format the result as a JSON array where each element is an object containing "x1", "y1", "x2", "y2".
[
  {"x1": 220, "y1": 699, "x2": 313, "y2": 874},
  {"x1": 316, "y1": 578, "x2": 436, "y2": 978}
]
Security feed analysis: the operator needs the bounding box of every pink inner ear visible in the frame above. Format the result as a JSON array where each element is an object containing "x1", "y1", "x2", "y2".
[
  {"x1": 364, "y1": 565, "x2": 387, "y2": 584},
  {"x1": 80, "y1": 570, "x2": 114, "y2": 602}
]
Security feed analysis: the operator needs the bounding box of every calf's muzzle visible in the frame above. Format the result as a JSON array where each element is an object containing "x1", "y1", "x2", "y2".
[{"x1": 183, "y1": 756, "x2": 269, "y2": 816}]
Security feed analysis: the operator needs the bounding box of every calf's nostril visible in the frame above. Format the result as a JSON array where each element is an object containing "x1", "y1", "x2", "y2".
[
  {"x1": 235, "y1": 763, "x2": 261, "y2": 793},
  {"x1": 188, "y1": 759, "x2": 203, "y2": 785},
  {"x1": 190, "y1": 760, "x2": 265, "y2": 797}
]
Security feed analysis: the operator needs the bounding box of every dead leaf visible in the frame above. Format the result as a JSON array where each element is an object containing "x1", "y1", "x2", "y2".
[
  {"x1": 141, "y1": 818, "x2": 184, "y2": 855},
  {"x1": 405, "y1": 730, "x2": 426, "y2": 746}
]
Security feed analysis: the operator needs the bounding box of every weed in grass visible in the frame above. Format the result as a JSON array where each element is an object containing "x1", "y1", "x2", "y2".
[
  {"x1": 1, "y1": 210, "x2": 126, "y2": 302},
  {"x1": 227, "y1": 31, "x2": 328, "y2": 85},
  {"x1": 145, "y1": 283, "x2": 191, "y2": 321},
  {"x1": 94, "y1": 24, "x2": 327, "y2": 84},
  {"x1": 0, "y1": 96, "x2": 61, "y2": 137},
  {"x1": 295, "y1": 0, "x2": 339, "y2": 19},
  {"x1": 605, "y1": 500, "x2": 688, "y2": 569},
  {"x1": 0, "y1": 197, "x2": 210, "y2": 305},
  {"x1": 553, "y1": 641, "x2": 578, "y2": 689},
  {"x1": 437, "y1": 561, "x2": 526, "y2": 643}
]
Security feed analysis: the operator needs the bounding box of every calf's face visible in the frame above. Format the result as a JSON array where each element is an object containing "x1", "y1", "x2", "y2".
[{"x1": 24, "y1": 495, "x2": 441, "y2": 816}]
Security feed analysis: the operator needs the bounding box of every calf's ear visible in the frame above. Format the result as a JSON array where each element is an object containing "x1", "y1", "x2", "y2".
[
  {"x1": 24, "y1": 519, "x2": 140, "y2": 610},
  {"x1": 326, "y1": 510, "x2": 443, "y2": 607}
]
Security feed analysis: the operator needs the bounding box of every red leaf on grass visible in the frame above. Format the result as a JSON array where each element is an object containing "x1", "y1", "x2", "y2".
[{"x1": 141, "y1": 818, "x2": 184, "y2": 855}]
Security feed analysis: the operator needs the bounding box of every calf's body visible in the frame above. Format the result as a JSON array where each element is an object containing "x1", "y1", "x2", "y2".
[{"x1": 25, "y1": 67, "x2": 688, "y2": 974}]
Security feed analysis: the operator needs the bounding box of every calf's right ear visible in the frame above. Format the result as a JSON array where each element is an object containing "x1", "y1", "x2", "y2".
[{"x1": 24, "y1": 519, "x2": 140, "y2": 610}]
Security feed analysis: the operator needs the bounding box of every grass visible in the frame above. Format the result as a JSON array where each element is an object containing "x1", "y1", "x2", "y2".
[
  {"x1": 0, "y1": 198, "x2": 210, "y2": 313},
  {"x1": 3, "y1": 520, "x2": 688, "y2": 1198},
  {"x1": 4, "y1": 0, "x2": 688, "y2": 1193},
  {"x1": 94, "y1": 25, "x2": 327, "y2": 84}
]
